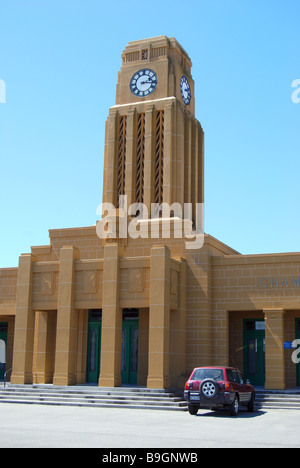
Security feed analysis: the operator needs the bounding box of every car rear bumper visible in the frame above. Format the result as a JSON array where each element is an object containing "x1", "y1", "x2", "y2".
[{"x1": 184, "y1": 390, "x2": 235, "y2": 407}]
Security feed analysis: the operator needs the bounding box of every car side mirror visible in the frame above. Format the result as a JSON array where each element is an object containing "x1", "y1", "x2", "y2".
[{"x1": 246, "y1": 379, "x2": 251, "y2": 385}]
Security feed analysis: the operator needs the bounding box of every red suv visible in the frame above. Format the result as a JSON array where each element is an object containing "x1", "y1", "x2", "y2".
[{"x1": 184, "y1": 366, "x2": 255, "y2": 416}]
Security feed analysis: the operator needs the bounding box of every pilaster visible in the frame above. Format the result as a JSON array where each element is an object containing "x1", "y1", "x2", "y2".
[
  {"x1": 11, "y1": 253, "x2": 37, "y2": 384},
  {"x1": 264, "y1": 308, "x2": 286, "y2": 390},
  {"x1": 105, "y1": 109, "x2": 118, "y2": 207},
  {"x1": 53, "y1": 246, "x2": 80, "y2": 386},
  {"x1": 98, "y1": 243, "x2": 123, "y2": 387},
  {"x1": 147, "y1": 245, "x2": 171, "y2": 389},
  {"x1": 169, "y1": 258, "x2": 187, "y2": 388},
  {"x1": 33, "y1": 311, "x2": 56, "y2": 384},
  {"x1": 163, "y1": 100, "x2": 173, "y2": 206}
]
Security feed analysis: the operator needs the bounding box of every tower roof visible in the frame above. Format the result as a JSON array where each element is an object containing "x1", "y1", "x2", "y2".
[{"x1": 121, "y1": 35, "x2": 192, "y2": 70}]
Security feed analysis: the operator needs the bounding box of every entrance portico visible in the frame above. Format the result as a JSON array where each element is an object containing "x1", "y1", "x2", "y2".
[
  {"x1": 98, "y1": 242, "x2": 186, "y2": 389},
  {"x1": 6, "y1": 237, "x2": 187, "y2": 390}
]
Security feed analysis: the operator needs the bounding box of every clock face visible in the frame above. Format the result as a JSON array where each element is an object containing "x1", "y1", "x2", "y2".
[
  {"x1": 130, "y1": 69, "x2": 158, "y2": 97},
  {"x1": 180, "y1": 75, "x2": 191, "y2": 105}
]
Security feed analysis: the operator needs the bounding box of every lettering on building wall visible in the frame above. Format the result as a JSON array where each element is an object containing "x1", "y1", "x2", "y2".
[{"x1": 259, "y1": 277, "x2": 300, "y2": 288}]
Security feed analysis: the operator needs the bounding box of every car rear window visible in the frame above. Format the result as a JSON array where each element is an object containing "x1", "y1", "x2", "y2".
[{"x1": 191, "y1": 368, "x2": 224, "y2": 381}]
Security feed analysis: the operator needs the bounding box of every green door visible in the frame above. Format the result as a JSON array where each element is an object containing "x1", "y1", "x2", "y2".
[
  {"x1": 121, "y1": 320, "x2": 139, "y2": 385},
  {"x1": 295, "y1": 318, "x2": 300, "y2": 386},
  {"x1": 86, "y1": 310, "x2": 102, "y2": 384},
  {"x1": 243, "y1": 319, "x2": 265, "y2": 386},
  {"x1": 0, "y1": 323, "x2": 8, "y2": 381}
]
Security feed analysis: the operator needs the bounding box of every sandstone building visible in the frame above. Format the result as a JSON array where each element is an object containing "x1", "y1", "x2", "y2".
[{"x1": 1, "y1": 36, "x2": 300, "y2": 390}]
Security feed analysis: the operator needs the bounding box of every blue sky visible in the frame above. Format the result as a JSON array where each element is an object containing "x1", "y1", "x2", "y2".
[{"x1": 0, "y1": 0, "x2": 300, "y2": 268}]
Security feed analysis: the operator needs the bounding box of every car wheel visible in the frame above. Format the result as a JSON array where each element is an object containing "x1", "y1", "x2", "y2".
[
  {"x1": 229, "y1": 396, "x2": 239, "y2": 417},
  {"x1": 247, "y1": 392, "x2": 255, "y2": 413},
  {"x1": 188, "y1": 404, "x2": 199, "y2": 415},
  {"x1": 200, "y1": 379, "x2": 219, "y2": 399}
]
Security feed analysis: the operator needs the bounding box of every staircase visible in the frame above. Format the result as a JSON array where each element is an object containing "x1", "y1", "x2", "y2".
[
  {"x1": 0, "y1": 384, "x2": 188, "y2": 411},
  {"x1": 255, "y1": 390, "x2": 300, "y2": 410},
  {"x1": 1, "y1": 384, "x2": 300, "y2": 412}
]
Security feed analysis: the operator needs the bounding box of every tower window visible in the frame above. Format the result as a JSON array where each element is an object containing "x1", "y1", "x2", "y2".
[
  {"x1": 136, "y1": 113, "x2": 145, "y2": 204},
  {"x1": 154, "y1": 110, "x2": 164, "y2": 205},
  {"x1": 117, "y1": 115, "x2": 127, "y2": 207},
  {"x1": 141, "y1": 49, "x2": 148, "y2": 61}
]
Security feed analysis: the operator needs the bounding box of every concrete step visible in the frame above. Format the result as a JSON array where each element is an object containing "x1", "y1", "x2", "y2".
[
  {"x1": 0, "y1": 391, "x2": 183, "y2": 402},
  {"x1": 0, "y1": 384, "x2": 188, "y2": 411},
  {"x1": 255, "y1": 391, "x2": 300, "y2": 410},
  {"x1": 0, "y1": 392, "x2": 186, "y2": 406}
]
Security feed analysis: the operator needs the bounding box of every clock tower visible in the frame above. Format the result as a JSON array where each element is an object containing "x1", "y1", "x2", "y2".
[{"x1": 102, "y1": 35, "x2": 204, "y2": 226}]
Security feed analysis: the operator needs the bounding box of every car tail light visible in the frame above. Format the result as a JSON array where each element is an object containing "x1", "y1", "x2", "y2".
[
  {"x1": 223, "y1": 382, "x2": 231, "y2": 391},
  {"x1": 185, "y1": 381, "x2": 193, "y2": 390}
]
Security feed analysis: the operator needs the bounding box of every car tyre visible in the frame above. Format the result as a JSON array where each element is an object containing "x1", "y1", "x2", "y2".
[
  {"x1": 229, "y1": 396, "x2": 239, "y2": 417},
  {"x1": 247, "y1": 392, "x2": 255, "y2": 413},
  {"x1": 200, "y1": 379, "x2": 219, "y2": 399},
  {"x1": 188, "y1": 404, "x2": 199, "y2": 415}
]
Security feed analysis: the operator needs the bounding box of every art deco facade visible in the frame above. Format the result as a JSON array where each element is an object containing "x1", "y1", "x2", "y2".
[{"x1": 1, "y1": 36, "x2": 300, "y2": 390}]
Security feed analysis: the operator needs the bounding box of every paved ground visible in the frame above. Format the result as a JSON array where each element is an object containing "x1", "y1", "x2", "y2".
[{"x1": 0, "y1": 403, "x2": 299, "y2": 448}]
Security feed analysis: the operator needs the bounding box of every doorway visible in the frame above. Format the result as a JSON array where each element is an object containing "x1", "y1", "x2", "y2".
[
  {"x1": 86, "y1": 309, "x2": 139, "y2": 385},
  {"x1": 243, "y1": 319, "x2": 265, "y2": 386},
  {"x1": 86, "y1": 310, "x2": 102, "y2": 383},
  {"x1": 121, "y1": 309, "x2": 139, "y2": 385},
  {"x1": 0, "y1": 323, "x2": 8, "y2": 381}
]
